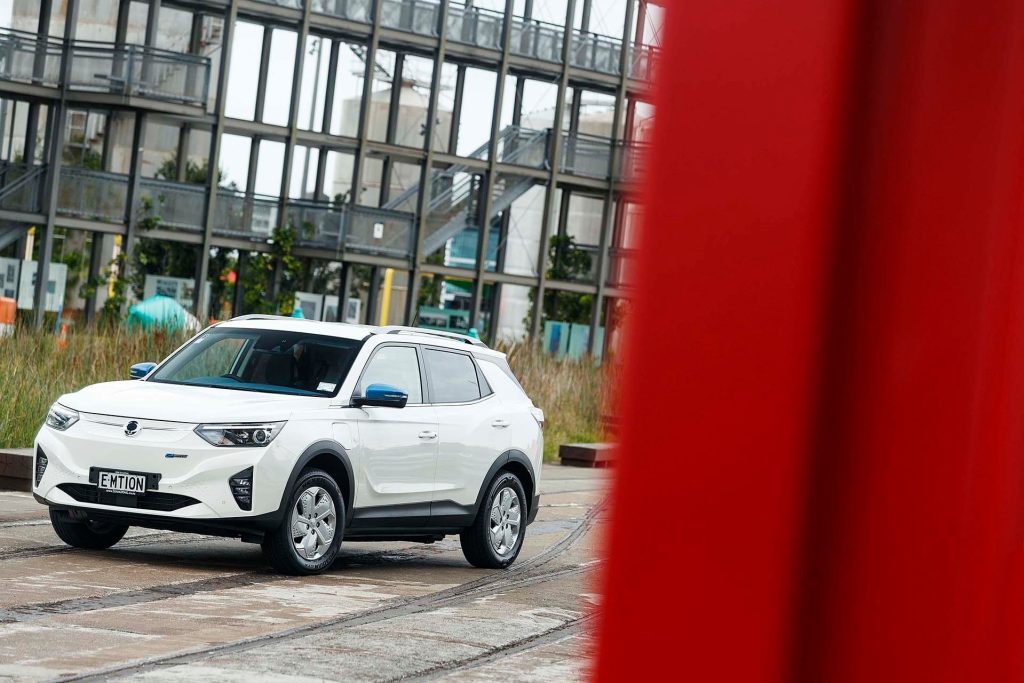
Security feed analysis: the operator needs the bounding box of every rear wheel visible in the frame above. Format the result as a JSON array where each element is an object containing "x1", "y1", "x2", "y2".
[
  {"x1": 262, "y1": 468, "x2": 345, "y2": 575},
  {"x1": 460, "y1": 472, "x2": 527, "y2": 569},
  {"x1": 49, "y1": 509, "x2": 128, "y2": 550}
]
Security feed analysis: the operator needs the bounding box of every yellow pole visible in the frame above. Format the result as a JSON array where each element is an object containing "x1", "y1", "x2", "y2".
[
  {"x1": 378, "y1": 267, "x2": 394, "y2": 325},
  {"x1": 108, "y1": 235, "x2": 122, "y2": 298}
]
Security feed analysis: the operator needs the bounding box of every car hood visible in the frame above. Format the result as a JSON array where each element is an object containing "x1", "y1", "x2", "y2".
[{"x1": 59, "y1": 380, "x2": 326, "y2": 423}]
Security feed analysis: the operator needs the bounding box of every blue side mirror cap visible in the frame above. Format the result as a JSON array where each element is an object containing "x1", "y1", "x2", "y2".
[
  {"x1": 353, "y1": 383, "x2": 408, "y2": 408},
  {"x1": 130, "y1": 362, "x2": 157, "y2": 380}
]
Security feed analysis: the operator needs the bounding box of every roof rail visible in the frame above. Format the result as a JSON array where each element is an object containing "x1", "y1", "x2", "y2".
[
  {"x1": 229, "y1": 314, "x2": 300, "y2": 322},
  {"x1": 376, "y1": 325, "x2": 488, "y2": 348}
]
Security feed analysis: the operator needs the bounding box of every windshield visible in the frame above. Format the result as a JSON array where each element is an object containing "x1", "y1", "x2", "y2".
[{"x1": 149, "y1": 328, "x2": 363, "y2": 397}]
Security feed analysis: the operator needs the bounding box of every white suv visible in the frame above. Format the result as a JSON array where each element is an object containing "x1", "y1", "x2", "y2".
[{"x1": 32, "y1": 318, "x2": 544, "y2": 574}]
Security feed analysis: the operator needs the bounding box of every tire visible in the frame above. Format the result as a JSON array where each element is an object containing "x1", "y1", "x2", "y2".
[
  {"x1": 262, "y1": 468, "x2": 345, "y2": 575},
  {"x1": 49, "y1": 509, "x2": 128, "y2": 550},
  {"x1": 460, "y1": 471, "x2": 528, "y2": 569}
]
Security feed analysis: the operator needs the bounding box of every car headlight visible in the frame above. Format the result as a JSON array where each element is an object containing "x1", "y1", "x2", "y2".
[
  {"x1": 45, "y1": 404, "x2": 79, "y2": 431},
  {"x1": 194, "y1": 422, "x2": 286, "y2": 447}
]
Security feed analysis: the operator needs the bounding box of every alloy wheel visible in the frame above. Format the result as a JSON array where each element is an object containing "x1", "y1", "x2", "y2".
[
  {"x1": 291, "y1": 486, "x2": 337, "y2": 561},
  {"x1": 489, "y1": 486, "x2": 521, "y2": 556}
]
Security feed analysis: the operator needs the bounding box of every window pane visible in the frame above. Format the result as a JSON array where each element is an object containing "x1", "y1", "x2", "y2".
[
  {"x1": 254, "y1": 139, "x2": 285, "y2": 196},
  {"x1": 395, "y1": 55, "x2": 434, "y2": 149},
  {"x1": 298, "y1": 35, "x2": 331, "y2": 132},
  {"x1": 218, "y1": 134, "x2": 251, "y2": 190},
  {"x1": 289, "y1": 145, "x2": 320, "y2": 200},
  {"x1": 367, "y1": 50, "x2": 396, "y2": 142},
  {"x1": 225, "y1": 22, "x2": 263, "y2": 120},
  {"x1": 324, "y1": 150, "x2": 355, "y2": 204},
  {"x1": 456, "y1": 68, "x2": 496, "y2": 157},
  {"x1": 433, "y1": 63, "x2": 458, "y2": 152},
  {"x1": 359, "y1": 346, "x2": 423, "y2": 403},
  {"x1": 263, "y1": 29, "x2": 298, "y2": 126},
  {"x1": 330, "y1": 42, "x2": 366, "y2": 137},
  {"x1": 424, "y1": 349, "x2": 480, "y2": 403}
]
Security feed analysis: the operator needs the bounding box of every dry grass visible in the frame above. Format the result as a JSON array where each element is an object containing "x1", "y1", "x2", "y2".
[
  {"x1": 0, "y1": 328, "x2": 607, "y2": 460},
  {"x1": 499, "y1": 342, "x2": 608, "y2": 460},
  {"x1": 0, "y1": 326, "x2": 190, "y2": 449}
]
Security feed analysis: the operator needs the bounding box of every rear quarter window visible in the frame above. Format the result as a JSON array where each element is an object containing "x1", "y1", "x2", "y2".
[{"x1": 479, "y1": 359, "x2": 530, "y2": 404}]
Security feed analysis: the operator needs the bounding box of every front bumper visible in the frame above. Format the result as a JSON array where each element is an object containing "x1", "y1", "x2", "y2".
[{"x1": 34, "y1": 414, "x2": 296, "y2": 522}]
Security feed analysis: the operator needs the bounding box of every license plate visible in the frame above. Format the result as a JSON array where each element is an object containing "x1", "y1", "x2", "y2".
[{"x1": 97, "y1": 470, "x2": 147, "y2": 495}]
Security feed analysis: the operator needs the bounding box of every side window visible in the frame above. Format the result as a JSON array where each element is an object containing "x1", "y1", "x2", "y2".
[
  {"x1": 358, "y1": 346, "x2": 423, "y2": 403},
  {"x1": 424, "y1": 348, "x2": 481, "y2": 403}
]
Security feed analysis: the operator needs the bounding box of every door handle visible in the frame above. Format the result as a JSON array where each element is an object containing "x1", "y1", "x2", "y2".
[
  {"x1": 418, "y1": 430, "x2": 438, "y2": 440},
  {"x1": 491, "y1": 419, "x2": 510, "y2": 429}
]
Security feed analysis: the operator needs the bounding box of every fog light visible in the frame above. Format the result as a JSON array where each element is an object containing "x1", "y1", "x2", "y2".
[
  {"x1": 34, "y1": 448, "x2": 47, "y2": 486},
  {"x1": 229, "y1": 467, "x2": 253, "y2": 511}
]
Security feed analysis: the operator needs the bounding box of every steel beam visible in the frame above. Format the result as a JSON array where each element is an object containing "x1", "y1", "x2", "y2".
[
  {"x1": 586, "y1": 0, "x2": 635, "y2": 356},
  {"x1": 529, "y1": 0, "x2": 577, "y2": 341},
  {"x1": 33, "y1": 0, "x2": 78, "y2": 327},
  {"x1": 193, "y1": 0, "x2": 238, "y2": 317},
  {"x1": 404, "y1": 0, "x2": 451, "y2": 326}
]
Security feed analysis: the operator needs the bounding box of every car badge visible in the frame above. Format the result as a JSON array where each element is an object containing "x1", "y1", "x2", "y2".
[{"x1": 124, "y1": 420, "x2": 141, "y2": 437}]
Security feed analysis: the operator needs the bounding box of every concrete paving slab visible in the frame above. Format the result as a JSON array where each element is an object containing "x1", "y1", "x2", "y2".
[{"x1": 0, "y1": 464, "x2": 608, "y2": 681}]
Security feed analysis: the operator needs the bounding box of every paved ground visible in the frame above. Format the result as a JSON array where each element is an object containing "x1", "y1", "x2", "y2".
[{"x1": 0, "y1": 464, "x2": 608, "y2": 682}]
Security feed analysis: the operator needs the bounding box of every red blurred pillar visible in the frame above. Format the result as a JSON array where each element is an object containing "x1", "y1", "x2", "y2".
[{"x1": 596, "y1": 1, "x2": 1024, "y2": 681}]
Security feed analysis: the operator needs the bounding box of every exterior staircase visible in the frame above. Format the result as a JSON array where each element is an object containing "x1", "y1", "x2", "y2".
[{"x1": 383, "y1": 125, "x2": 549, "y2": 256}]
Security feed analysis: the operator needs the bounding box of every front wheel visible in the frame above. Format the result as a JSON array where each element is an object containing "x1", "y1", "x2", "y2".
[
  {"x1": 460, "y1": 472, "x2": 527, "y2": 569},
  {"x1": 262, "y1": 468, "x2": 345, "y2": 575},
  {"x1": 49, "y1": 509, "x2": 128, "y2": 549}
]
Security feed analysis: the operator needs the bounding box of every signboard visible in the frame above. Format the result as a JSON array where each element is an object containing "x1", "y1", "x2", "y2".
[
  {"x1": 0, "y1": 258, "x2": 67, "y2": 312},
  {"x1": 143, "y1": 275, "x2": 210, "y2": 316}
]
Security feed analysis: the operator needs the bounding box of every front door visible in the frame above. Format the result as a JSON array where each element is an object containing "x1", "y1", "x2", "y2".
[{"x1": 351, "y1": 344, "x2": 438, "y2": 515}]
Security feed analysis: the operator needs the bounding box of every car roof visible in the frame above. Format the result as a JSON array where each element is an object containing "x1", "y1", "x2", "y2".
[{"x1": 214, "y1": 316, "x2": 505, "y2": 358}]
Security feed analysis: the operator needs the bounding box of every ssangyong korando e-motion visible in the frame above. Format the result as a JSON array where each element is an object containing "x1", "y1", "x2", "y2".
[{"x1": 32, "y1": 318, "x2": 544, "y2": 574}]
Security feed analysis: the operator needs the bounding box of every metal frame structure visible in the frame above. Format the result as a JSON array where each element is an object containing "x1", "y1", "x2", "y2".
[{"x1": 0, "y1": 0, "x2": 657, "y2": 353}]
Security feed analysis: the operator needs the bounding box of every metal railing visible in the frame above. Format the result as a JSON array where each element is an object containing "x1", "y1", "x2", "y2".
[
  {"x1": 496, "y1": 126, "x2": 550, "y2": 168},
  {"x1": 68, "y1": 40, "x2": 210, "y2": 106},
  {"x1": 137, "y1": 178, "x2": 206, "y2": 233},
  {"x1": 558, "y1": 243, "x2": 600, "y2": 283},
  {"x1": 213, "y1": 190, "x2": 280, "y2": 240},
  {"x1": 345, "y1": 205, "x2": 415, "y2": 257},
  {"x1": 0, "y1": 28, "x2": 62, "y2": 86},
  {"x1": 446, "y1": 3, "x2": 504, "y2": 50},
  {"x1": 560, "y1": 132, "x2": 613, "y2": 178},
  {"x1": 607, "y1": 247, "x2": 638, "y2": 288},
  {"x1": 285, "y1": 199, "x2": 345, "y2": 248},
  {"x1": 510, "y1": 16, "x2": 564, "y2": 62},
  {"x1": 380, "y1": 0, "x2": 440, "y2": 36},
  {"x1": 0, "y1": 28, "x2": 210, "y2": 107},
  {"x1": 570, "y1": 30, "x2": 622, "y2": 75},
  {"x1": 629, "y1": 44, "x2": 658, "y2": 81},
  {"x1": 0, "y1": 162, "x2": 46, "y2": 213},
  {"x1": 254, "y1": 0, "x2": 303, "y2": 8},
  {"x1": 312, "y1": 0, "x2": 372, "y2": 22},
  {"x1": 56, "y1": 167, "x2": 129, "y2": 223},
  {"x1": 618, "y1": 141, "x2": 649, "y2": 183}
]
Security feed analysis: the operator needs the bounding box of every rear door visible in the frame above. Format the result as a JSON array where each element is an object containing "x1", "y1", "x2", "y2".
[
  {"x1": 351, "y1": 343, "x2": 438, "y2": 512},
  {"x1": 424, "y1": 347, "x2": 508, "y2": 511}
]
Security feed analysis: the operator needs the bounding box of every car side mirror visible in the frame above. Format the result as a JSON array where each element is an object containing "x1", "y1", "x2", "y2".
[
  {"x1": 352, "y1": 383, "x2": 408, "y2": 408},
  {"x1": 130, "y1": 362, "x2": 157, "y2": 380}
]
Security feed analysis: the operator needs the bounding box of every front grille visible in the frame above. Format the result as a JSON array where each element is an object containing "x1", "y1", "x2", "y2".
[{"x1": 57, "y1": 483, "x2": 200, "y2": 512}]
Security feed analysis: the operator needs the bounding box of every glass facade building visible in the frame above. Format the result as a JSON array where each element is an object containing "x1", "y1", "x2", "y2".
[{"x1": 0, "y1": 0, "x2": 658, "y2": 351}]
